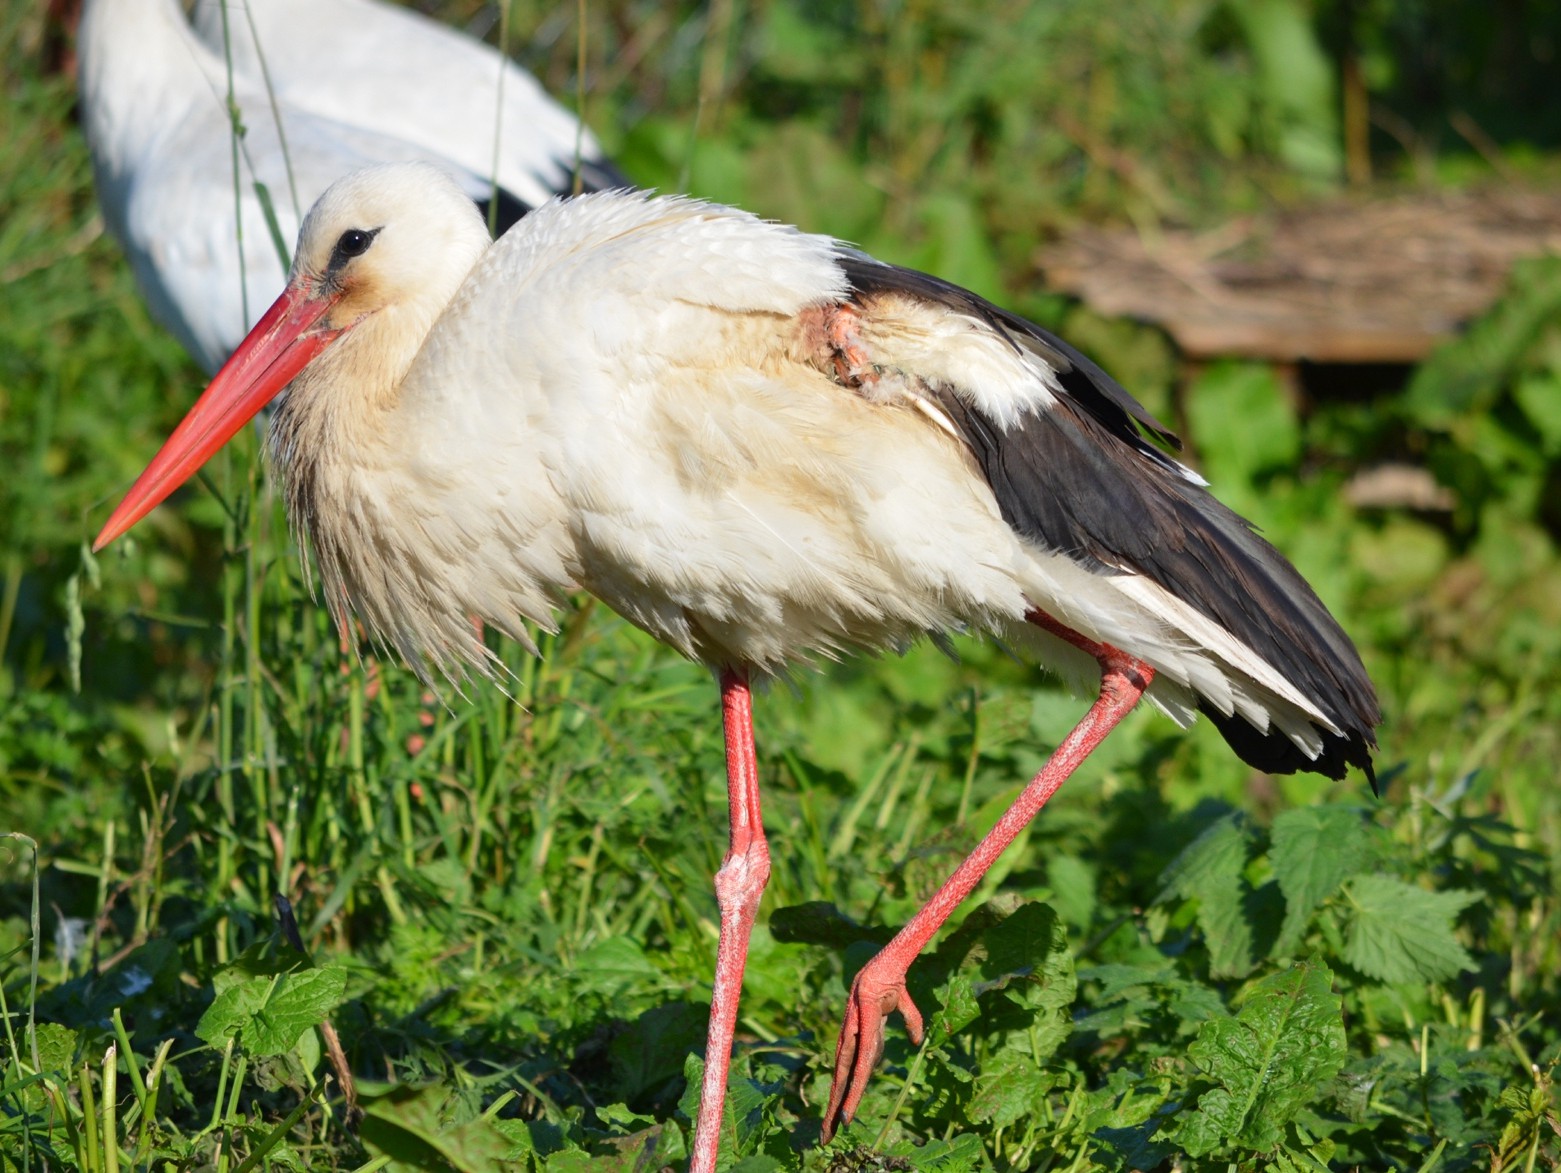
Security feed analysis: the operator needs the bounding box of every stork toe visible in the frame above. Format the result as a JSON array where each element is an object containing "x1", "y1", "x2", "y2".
[{"x1": 822, "y1": 958, "x2": 926, "y2": 1140}]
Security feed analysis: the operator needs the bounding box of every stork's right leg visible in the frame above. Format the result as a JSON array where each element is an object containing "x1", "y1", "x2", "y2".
[{"x1": 820, "y1": 609, "x2": 1154, "y2": 1141}]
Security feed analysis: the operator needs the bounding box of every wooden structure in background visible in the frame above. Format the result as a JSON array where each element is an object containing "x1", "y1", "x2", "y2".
[{"x1": 1038, "y1": 187, "x2": 1561, "y2": 365}]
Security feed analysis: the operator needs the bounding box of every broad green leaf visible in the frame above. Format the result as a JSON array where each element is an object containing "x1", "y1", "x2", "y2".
[
  {"x1": 1156, "y1": 813, "x2": 1262, "y2": 977},
  {"x1": 1270, "y1": 805, "x2": 1373, "y2": 955},
  {"x1": 677, "y1": 1054, "x2": 772, "y2": 1159},
  {"x1": 195, "y1": 965, "x2": 347, "y2": 1057},
  {"x1": 1340, "y1": 877, "x2": 1480, "y2": 984},
  {"x1": 11, "y1": 1023, "x2": 77, "y2": 1112},
  {"x1": 1160, "y1": 958, "x2": 1347, "y2": 1156},
  {"x1": 932, "y1": 968, "x2": 984, "y2": 1039},
  {"x1": 1046, "y1": 852, "x2": 1098, "y2": 930},
  {"x1": 929, "y1": 899, "x2": 1075, "y2": 1054},
  {"x1": 1080, "y1": 1066, "x2": 1178, "y2": 1171},
  {"x1": 196, "y1": 981, "x2": 267, "y2": 1049},
  {"x1": 609, "y1": 1002, "x2": 707, "y2": 1103},
  {"x1": 1156, "y1": 813, "x2": 1251, "y2": 905},
  {"x1": 359, "y1": 1084, "x2": 528, "y2": 1171},
  {"x1": 728, "y1": 1158, "x2": 785, "y2": 1173},
  {"x1": 210, "y1": 940, "x2": 312, "y2": 997},
  {"x1": 30, "y1": 1022, "x2": 76, "y2": 1074},
  {"x1": 881, "y1": 1130, "x2": 987, "y2": 1171},
  {"x1": 965, "y1": 1050, "x2": 1055, "y2": 1128}
]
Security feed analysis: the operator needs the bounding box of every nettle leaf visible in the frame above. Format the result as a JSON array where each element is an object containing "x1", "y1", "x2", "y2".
[
  {"x1": 980, "y1": 902, "x2": 1075, "y2": 1044},
  {"x1": 676, "y1": 1054, "x2": 775, "y2": 1159},
  {"x1": 1271, "y1": 805, "x2": 1374, "y2": 955},
  {"x1": 359, "y1": 1084, "x2": 528, "y2": 1171},
  {"x1": 931, "y1": 969, "x2": 984, "y2": 1039},
  {"x1": 1156, "y1": 813, "x2": 1267, "y2": 977},
  {"x1": 1264, "y1": 1121, "x2": 1338, "y2": 1172},
  {"x1": 196, "y1": 964, "x2": 347, "y2": 1057},
  {"x1": 1339, "y1": 877, "x2": 1480, "y2": 984},
  {"x1": 1082, "y1": 1067, "x2": 1178, "y2": 1171},
  {"x1": 1160, "y1": 958, "x2": 1347, "y2": 1157},
  {"x1": 881, "y1": 1131, "x2": 987, "y2": 1171},
  {"x1": 30, "y1": 1022, "x2": 77, "y2": 1074},
  {"x1": 1046, "y1": 852, "x2": 1098, "y2": 930},
  {"x1": 928, "y1": 899, "x2": 1075, "y2": 1056},
  {"x1": 965, "y1": 1050, "x2": 1055, "y2": 1129}
]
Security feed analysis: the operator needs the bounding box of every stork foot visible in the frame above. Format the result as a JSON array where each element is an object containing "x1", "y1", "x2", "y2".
[{"x1": 820, "y1": 956, "x2": 924, "y2": 1141}]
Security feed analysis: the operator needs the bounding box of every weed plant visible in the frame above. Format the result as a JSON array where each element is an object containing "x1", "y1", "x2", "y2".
[{"x1": 2, "y1": 2, "x2": 1559, "y2": 1170}]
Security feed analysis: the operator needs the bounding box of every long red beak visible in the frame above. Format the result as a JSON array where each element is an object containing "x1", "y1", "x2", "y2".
[{"x1": 94, "y1": 281, "x2": 345, "y2": 551}]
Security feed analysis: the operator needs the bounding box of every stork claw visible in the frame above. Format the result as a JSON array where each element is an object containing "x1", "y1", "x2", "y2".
[{"x1": 820, "y1": 957, "x2": 924, "y2": 1141}]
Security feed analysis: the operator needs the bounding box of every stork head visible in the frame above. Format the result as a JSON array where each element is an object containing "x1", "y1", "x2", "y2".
[{"x1": 94, "y1": 162, "x2": 490, "y2": 550}]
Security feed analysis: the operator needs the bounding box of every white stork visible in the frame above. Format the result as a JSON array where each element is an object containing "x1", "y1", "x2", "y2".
[{"x1": 94, "y1": 163, "x2": 1379, "y2": 1172}]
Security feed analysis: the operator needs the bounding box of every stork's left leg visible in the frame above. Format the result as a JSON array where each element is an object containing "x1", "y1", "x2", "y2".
[
  {"x1": 690, "y1": 667, "x2": 772, "y2": 1173},
  {"x1": 820, "y1": 609, "x2": 1154, "y2": 1141}
]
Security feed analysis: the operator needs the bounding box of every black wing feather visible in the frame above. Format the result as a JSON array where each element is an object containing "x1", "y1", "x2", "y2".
[{"x1": 841, "y1": 255, "x2": 1380, "y2": 782}]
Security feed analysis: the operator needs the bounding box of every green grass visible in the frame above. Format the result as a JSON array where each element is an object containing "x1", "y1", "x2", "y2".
[{"x1": 4, "y1": 1, "x2": 1561, "y2": 1170}]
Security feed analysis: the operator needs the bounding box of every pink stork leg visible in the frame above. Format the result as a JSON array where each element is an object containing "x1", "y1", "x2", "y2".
[
  {"x1": 690, "y1": 667, "x2": 773, "y2": 1173},
  {"x1": 820, "y1": 609, "x2": 1155, "y2": 1140}
]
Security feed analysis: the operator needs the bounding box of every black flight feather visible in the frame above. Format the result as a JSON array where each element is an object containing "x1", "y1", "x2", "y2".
[{"x1": 839, "y1": 255, "x2": 1380, "y2": 783}]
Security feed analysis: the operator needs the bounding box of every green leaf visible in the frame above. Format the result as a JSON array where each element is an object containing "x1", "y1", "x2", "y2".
[
  {"x1": 964, "y1": 1050, "x2": 1055, "y2": 1128},
  {"x1": 1160, "y1": 958, "x2": 1347, "y2": 1156},
  {"x1": 677, "y1": 1053, "x2": 773, "y2": 1160},
  {"x1": 728, "y1": 1157, "x2": 785, "y2": 1173},
  {"x1": 931, "y1": 967, "x2": 984, "y2": 1039},
  {"x1": 881, "y1": 1130, "x2": 988, "y2": 1172},
  {"x1": 195, "y1": 965, "x2": 347, "y2": 1057},
  {"x1": 1270, "y1": 805, "x2": 1374, "y2": 955},
  {"x1": 1156, "y1": 813, "x2": 1263, "y2": 977},
  {"x1": 978, "y1": 901, "x2": 1075, "y2": 1058},
  {"x1": 609, "y1": 1002, "x2": 708, "y2": 1104},
  {"x1": 928, "y1": 898, "x2": 1075, "y2": 1052},
  {"x1": 30, "y1": 1021, "x2": 76, "y2": 1074},
  {"x1": 1340, "y1": 877, "x2": 1480, "y2": 984},
  {"x1": 1046, "y1": 852, "x2": 1098, "y2": 931},
  {"x1": 1157, "y1": 813, "x2": 1251, "y2": 904},
  {"x1": 359, "y1": 1084, "x2": 529, "y2": 1171}
]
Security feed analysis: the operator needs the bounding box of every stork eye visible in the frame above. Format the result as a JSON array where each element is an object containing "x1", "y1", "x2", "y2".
[{"x1": 334, "y1": 228, "x2": 377, "y2": 259}]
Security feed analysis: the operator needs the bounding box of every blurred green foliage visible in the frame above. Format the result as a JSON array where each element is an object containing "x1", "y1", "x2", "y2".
[{"x1": 3, "y1": 0, "x2": 1560, "y2": 1169}]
